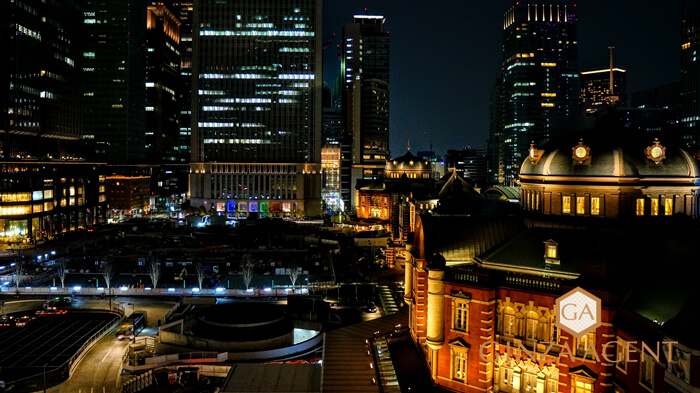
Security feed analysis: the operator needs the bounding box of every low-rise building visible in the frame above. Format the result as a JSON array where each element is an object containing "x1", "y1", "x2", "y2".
[
  {"x1": 106, "y1": 175, "x2": 151, "y2": 217},
  {"x1": 0, "y1": 160, "x2": 107, "y2": 245}
]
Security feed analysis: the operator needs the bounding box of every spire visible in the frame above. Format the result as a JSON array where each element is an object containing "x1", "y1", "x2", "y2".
[{"x1": 407, "y1": 137, "x2": 411, "y2": 152}]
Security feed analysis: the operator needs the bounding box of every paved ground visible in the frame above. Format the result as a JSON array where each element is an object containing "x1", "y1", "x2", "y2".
[
  {"x1": 42, "y1": 330, "x2": 131, "y2": 393},
  {"x1": 40, "y1": 297, "x2": 176, "y2": 393}
]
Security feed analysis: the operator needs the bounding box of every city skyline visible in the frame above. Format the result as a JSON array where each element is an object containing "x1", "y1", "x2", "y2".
[{"x1": 323, "y1": 0, "x2": 681, "y2": 157}]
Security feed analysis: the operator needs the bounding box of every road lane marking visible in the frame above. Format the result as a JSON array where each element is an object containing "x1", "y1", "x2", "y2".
[{"x1": 101, "y1": 346, "x2": 114, "y2": 363}]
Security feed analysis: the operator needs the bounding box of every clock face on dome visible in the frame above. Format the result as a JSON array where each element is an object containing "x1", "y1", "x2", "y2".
[
  {"x1": 575, "y1": 146, "x2": 587, "y2": 159},
  {"x1": 646, "y1": 140, "x2": 666, "y2": 163}
]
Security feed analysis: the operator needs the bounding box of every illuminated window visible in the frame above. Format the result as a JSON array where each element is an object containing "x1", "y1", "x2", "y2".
[
  {"x1": 664, "y1": 198, "x2": 673, "y2": 215},
  {"x1": 651, "y1": 199, "x2": 659, "y2": 216},
  {"x1": 452, "y1": 299, "x2": 469, "y2": 332},
  {"x1": 562, "y1": 196, "x2": 571, "y2": 214},
  {"x1": 576, "y1": 332, "x2": 596, "y2": 358},
  {"x1": 591, "y1": 197, "x2": 600, "y2": 215},
  {"x1": 523, "y1": 373, "x2": 538, "y2": 392},
  {"x1": 616, "y1": 337, "x2": 627, "y2": 372},
  {"x1": 525, "y1": 311, "x2": 538, "y2": 341},
  {"x1": 546, "y1": 245, "x2": 557, "y2": 259},
  {"x1": 576, "y1": 197, "x2": 585, "y2": 214},
  {"x1": 574, "y1": 379, "x2": 594, "y2": 393},
  {"x1": 451, "y1": 347, "x2": 467, "y2": 382},
  {"x1": 636, "y1": 199, "x2": 645, "y2": 216},
  {"x1": 502, "y1": 307, "x2": 515, "y2": 336}
]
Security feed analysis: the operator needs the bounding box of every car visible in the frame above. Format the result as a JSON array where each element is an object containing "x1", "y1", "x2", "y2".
[
  {"x1": 15, "y1": 315, "x2": 35, "y2": 327},
  {"x1": 36, "y1": 307, "x2": 67, "y2": 316},
  {"x1": 363, "y1": 302, "x2": 378, "y2": 313},
  {"x1": 0, "y1": 316, "x2": 14, "y2": 327}
]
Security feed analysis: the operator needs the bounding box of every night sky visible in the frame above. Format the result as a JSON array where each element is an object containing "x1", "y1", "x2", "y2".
[{"x1": 323, "y1": 0, "x2": 682, "y2": 157}]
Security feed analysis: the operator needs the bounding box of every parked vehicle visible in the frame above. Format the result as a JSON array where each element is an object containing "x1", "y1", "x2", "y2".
[{"x1": 116, "y1": 312, "x2": 146, "y2": 340}]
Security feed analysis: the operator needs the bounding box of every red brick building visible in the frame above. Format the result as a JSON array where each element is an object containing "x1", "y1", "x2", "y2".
[{"x1": 405, "y1": 120, "x2": 700, "y2": 393}]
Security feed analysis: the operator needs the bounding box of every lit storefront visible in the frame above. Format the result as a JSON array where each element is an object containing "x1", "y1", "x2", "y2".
[{"x1": 0, "y1": 161, "x2": 107, "y2": 245}]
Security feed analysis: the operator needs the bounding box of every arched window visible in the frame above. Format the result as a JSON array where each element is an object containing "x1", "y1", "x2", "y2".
[
  {"x1": 503, "y1": 307, "x2": 515, "y2": 336},
  {"x1": 525, "y1": 311, "x2": 538, "y2": 341}
]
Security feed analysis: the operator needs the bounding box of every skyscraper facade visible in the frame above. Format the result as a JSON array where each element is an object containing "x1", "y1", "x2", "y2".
[
  {"x1": 492, "y1": 3, "x2": 578, "y2": 184},
  {"x1": 145, "y1": 4, "x2": 181, "y2": 163},
  {"x1": 190, "y1": 0, "x2": 323, "y2": 217},
  {"x1": 1, "y1": 0, "x2": 83, "y2": 159},
  {"x1": 580, "y1": 68, "x2": 627, "y2": 116},
  {"x1": 681, "y1": 0, "x2": 700, "y2": 147},
  {"x1": 340, "y1": 15, "x2": 390, "y2": 208},
  {"x1": 82, "y1": 0, "x2": 147, "y2": 163}
]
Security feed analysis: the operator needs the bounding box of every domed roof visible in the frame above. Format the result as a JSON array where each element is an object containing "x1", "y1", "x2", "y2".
[
  {"x1": 386, "y1": 149, "x2": 431, "y2": 171},
  {"x1": 521, "y1": 117, "x2": 700, "y2": 179}
]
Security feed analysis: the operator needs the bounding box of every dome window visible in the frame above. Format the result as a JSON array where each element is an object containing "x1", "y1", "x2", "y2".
[
  {"x1": 544, "y1": 239, "x2": 560, "y2": 265},
  {"x1": 645, "y1": 139, "x2": 666, "y2": 165},
  {"x1": 572, "y1": 140, "x2": 591, "y2": 165}
]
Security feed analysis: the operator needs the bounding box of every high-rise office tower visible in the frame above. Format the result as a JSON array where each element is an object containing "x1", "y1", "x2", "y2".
[
  {"x1": 171, "y1": 1, "x2": 193, "y2": 163},
  {"x1": 580, "y1": 68, "x2": 627, "y2": 116},
  {"x1": 491, "y1": 3, "x2": 578, "y2": 184},
  {"x1": 681, "y1": 0, "x2": 700, "y2": 146},
  {"x1": 1, "y1": 0, "x2": 83, "y2": 159},
  {"x1": 190, "y1": 0, "x2": 323, "y2": 217},
  {"x1": 83, "y1": 0, "x2": 147, "y2": 163},
  {"x1": 340, "y1": 15, "x2": 390, "y2": 208},
  {"x1": 488, "y1": 78, "x2": 505, "y2": 185},
  {"x1": 145, "y1": 4, "x2": 181, "y2": 163}
]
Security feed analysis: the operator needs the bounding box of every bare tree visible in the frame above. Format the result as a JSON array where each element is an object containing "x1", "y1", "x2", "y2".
[
  {"x1": 101, "y1": 262, "x2": 115, "y2": 290},
  {"x1": 14, "y1": 260, "x2": 25, "y2": 290},
  {"x1": 195, "y1": 262, "x2": 205, "y2": 290},
  {"x1": 148, "y1": 259, "x2": 161, "y2": 289},
  {"x1": 57, "y1": 259, "x2": 68, "y2": 288},
  {"x1": 241, "y1": 260, "x2": 254, "y2": 290},
  {"x1": 288, "y1": 263, "x2": 300, "y2": 287}
]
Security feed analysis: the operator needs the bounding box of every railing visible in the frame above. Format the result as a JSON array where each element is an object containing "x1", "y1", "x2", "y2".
[
  {"x1": 123, "y1": 351, "x2": 221, "y2": 373},
  {"x1": 503, "y1": 274, "x2": 560, "y2": 292},
  {"x1": 69, "y1": 308, "x2": 124, "y2": 375},
  {"x1": 1, "y1": 286, "x2": 322, "y2": 297},
  {"x1": 121, "y1": 370, "x2": 155, "y2": 393},
  {"x1": 371, "y1": 337, "x2": 401, "y2": 393}
]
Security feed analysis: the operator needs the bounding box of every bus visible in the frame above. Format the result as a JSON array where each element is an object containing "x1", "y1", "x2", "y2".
[{"x1": 116, "y1": 312, "x2": 146, "y2": 340}]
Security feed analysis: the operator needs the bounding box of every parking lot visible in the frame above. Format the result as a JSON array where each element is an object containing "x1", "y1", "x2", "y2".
[{"x1": 0, "y1": 312, "x2": 118, "y2": 382}]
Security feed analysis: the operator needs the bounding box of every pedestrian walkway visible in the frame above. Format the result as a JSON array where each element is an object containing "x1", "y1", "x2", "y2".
[{"x1": 377, "y1": 285, "x2": 400, "y2": 315}]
